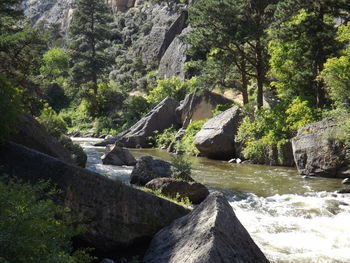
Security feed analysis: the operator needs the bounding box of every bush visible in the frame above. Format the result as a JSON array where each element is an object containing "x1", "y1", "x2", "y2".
[
  {"x1": 154, "y1": 127, "x2": 177, "y2": 149},
  {"x1": 0, "y1": 177, "x2": 92, "y2": 263},
  {"x1": 171, "y1": 151, "x2": 192, "y2": 182},
  {"x1": 37, "y1": 105, "x2": 68, "y2": 138},
  {"x1": 177, "y1": 120, "x2": 206, "y2": 155},
  {"x1": 212, "y1": 103, "x2": 234, "y2": 116}
]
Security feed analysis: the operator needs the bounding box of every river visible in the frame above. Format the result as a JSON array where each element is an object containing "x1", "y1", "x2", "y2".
[{"x1": 73, "y1": 138, "x2": 350, "y2": 263}]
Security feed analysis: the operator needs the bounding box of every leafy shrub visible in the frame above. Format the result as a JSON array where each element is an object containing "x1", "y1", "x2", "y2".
[
  {"x1": 212, "y1": 103, "x2": 234, "y2": 116},
  {"x1": 0, "y1": 178, "x2": 92, "y2": 263},
  {"x1": 140, "y1": 188, "x2": 192, "y2": 207},
  {"x1": 154, "y1": 127, "x2": 177, "y2": 149},
  {"x1": 37, "y1": 105, "x2": 68, "y2": 138},
  {"x1": 0, "y1": 76, "x2": 21, "y2": 143},
  {"x1": 171, "y1": 151, "x2": 192, "y2": 182},
  {"x1": 236, "y1": 98, "x2": 317, "y2": 163},
  {"x1": 58, "y1": 135, "x2": 87, "y2": 167},
  {"x1": 147, "y1": 77, "x2": 198, "y2": 104},
  {"x1": 177, "y1": 120, "x2": 206, "y2": 155}
]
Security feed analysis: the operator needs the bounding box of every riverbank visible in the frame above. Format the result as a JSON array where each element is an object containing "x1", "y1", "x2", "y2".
[{"x1": 74, "y1": 137, "x2": 350, "y2": 263}]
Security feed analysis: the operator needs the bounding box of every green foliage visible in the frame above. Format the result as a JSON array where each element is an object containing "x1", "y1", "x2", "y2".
[
  {"x1": 212, "y1": 103, "x2": 234, "y2": 116},
  {"x1": 154, "y1": 127, "x2": 177, "y2": 149},
  {"x1": 40, "y1": 47, "x2": 70, "y2": 81},
  {"x1": 171, "y1": 151, "x2": 192, "y2": 182},
  {"x1": 236, "y1": 98, "x2": 316, "y2": 163},
  {"x1": 140, "y1": 188, "x2": 192, "y2": 207},
  {"x1": 121, "y1": 96, "x2": 150, "y2": 130},
  {"x1": 0, "y1": 75, "x2": 21, "y2": 143},
  {"x1": 178, "y1": 120, "x2": 206, "y2": 155},
  {"x1": 37, "y1": 106, "x2": 68, "y2": 138},
  {"x1": 0, "y1": 178, "x2": 92, "y2": 263},
  {"x1": 147, "y1": 77, "x2": 198, "y2": 104}
]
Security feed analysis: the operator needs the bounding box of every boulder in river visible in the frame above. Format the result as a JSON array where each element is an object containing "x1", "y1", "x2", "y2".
[
  {"x1": 176, "y1": 89, "x2": 234, "y2": 128},
  {"x1": 101, "y1": 145, "x2": 136, "y2": 166},
  {"x1": 130, "y1": 156, "x2": 172, "y2": 186},
  {"x1": 292, "y1": 119, "x2": 350, "y2": 178},
  {"x1": 145, "y1": 178, "x2": 209, "y2": 204},
  {"x1": 143, "y1": 192, "x2": 270, "y2": 263},
  {"x1": 194, "y1": 106, "x2": 242, "y2": 159},
  {"x1": 0, "y1": 142, "x2": 190, "y2": 252}
]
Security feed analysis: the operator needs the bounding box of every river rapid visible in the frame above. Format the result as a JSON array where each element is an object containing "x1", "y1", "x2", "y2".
[{"x1": 73, "y1": 138, "x2": 350, "y2": 263}]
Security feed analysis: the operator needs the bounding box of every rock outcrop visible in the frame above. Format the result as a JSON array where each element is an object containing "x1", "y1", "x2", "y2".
[
  {"x1": 116, "y1": 97, "x2": 180, "y2": 148},
  {"x1": 176, "y1": 90, "x2": 234, "y2": 128},
  {"x1": 194, "y1": 107, "x2": 242, "y2": 159},
  {"x1": 107, "y1": 0, "x2": 136, "y2": 12},
  {"x1": 0, "y1": 142, "x2": 189, "y2": 252},
  {"x1": 10, "y1": 114, "x2": 80, "y2": 166},
  {"x1": 158, "y1": 26, "x2": 190, "y2": 80},
  {"x1": 101, "y1": 145, "x2": 136, "y2": 166},
  {"x1": 145, "y1": 178, "x2": 209, "y2": 204},
  {"x1": 130, "y1": 156, "x2": 172, "y2": 185},
  {"x1": 292, "y1": 119, "x2": 350, "y2": 178},
  {"x1": 143, "y1": 192, "x2": 269, "y2": 263}
]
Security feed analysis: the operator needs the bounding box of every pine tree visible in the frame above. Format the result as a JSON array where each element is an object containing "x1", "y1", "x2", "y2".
[{"x1": 69, "y1": 0, "x2": 113, "y2": 114}]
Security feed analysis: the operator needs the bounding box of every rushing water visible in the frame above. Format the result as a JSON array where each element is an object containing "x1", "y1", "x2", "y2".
[{"x1": 73, "y1": 138, "x2": 350, "y2": 263}]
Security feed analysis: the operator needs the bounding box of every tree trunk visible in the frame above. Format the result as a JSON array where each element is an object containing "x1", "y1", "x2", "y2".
[
  {"x1": 255, "y1": 40, "x2": 264, "y2": 109},
  {"x1": 240, "y1": 59, "x2": 249, "y2": 105}
]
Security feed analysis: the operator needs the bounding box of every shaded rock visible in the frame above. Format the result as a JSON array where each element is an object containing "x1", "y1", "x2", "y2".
[
  {"x1": 0, "y1": 142, "x2": 189, "y2": 252},
  {"x1": 176, "y1": 90, "x2": 234, "y2": 128},
  {"x1": 194, "y1": 106, "x2": 242, "y2": 159},
  {"x1": 94, "y1": 137, "x2": 118, "y2": 147},
  {"x1": 167, "y1": 128, "x2": 186, "y2": 153},
  {"x1": 58, "y1": 135, "x2": 87, "y2": 168},
  {"x1": 342, "y1": 178, "x2": 350, "y2": 185},
  {"x1": 10, "y1": 114, "x2": 80, "y2": 166},
  {"x1": 145, "y1": 178, "x2": 209, "y2": 204},
  {"x1": 116, "y1": 97, "x2": 180, "y2": 148},
  {"x1": 141, "y1": 9, "x2": 187, "y2": 66},
  {"x1": 130, "y1": 156, "x2": 171, "y2": 186},
  {"x1": 292, "y1": 119, "x2": 349, "y2": 177},
  {"x1": 101, "y1": 259, "x2": 115, "y2": 263},
  {"x1": 337, "y1": 188, "x2": 350, "y2": 194},
  {"x1": 143, "y1": 192, "x2": 269, "y2": 263},
  {"x1": 260, "y1": 141, "x2": 295, "y2": 167},
  {"x1": 101, "y1": 145, "x2": 136, "y2": 166},
  {"x1": 158, "y1": 26, "x2": 191, "y2": 80}
]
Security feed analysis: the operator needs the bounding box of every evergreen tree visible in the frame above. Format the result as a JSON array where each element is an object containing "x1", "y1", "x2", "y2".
[{"x1": 69, "y1": 0, "x2": 113, "y2": 114}]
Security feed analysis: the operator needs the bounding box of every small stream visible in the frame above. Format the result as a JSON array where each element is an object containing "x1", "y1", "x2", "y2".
[{"x1": 74, "y1": 138, "x2": 350, "y2": 263}]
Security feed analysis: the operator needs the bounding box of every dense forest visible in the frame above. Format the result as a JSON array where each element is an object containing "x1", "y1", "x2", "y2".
[{"x1": 1, "y1": 0, "x2": 350, "y2": 262}]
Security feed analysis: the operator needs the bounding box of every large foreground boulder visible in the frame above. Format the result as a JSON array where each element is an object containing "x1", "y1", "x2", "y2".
[
  {"x1": 292, "y1": 119, "x2": 350, "y2": 178},
  {"x1": 0, "y1": 142, "x2": 189, "y2": 252},
  {"x1": 145, "y1": 178, "x2": 209, "y2": 204},
  {"x1": 194, "y1": 107, "x2": 242, "y2": 159},
  {"x1": 143, "y1": 192, "x2": 269, "y2": 263},
  {"x1": 101, "y1": 145, "x2": 136, "y2": 166},
  {"x1": 10, "y1": 114, "x2": 83, "y2": 166},
  {"x1": 102, "y1": 97, "x2": 180, "y2": 148},
  {"x1": 176, "y1": 90, "x2": 234, "y2": 128},
  {"x1": 130, "y1": 156, "x2": 171, "y2": 185}
]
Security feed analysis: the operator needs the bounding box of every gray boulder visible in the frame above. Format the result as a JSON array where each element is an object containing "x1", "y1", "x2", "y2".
[
  {"x1": 101, "y1": 145, "x2": 136, "y2": 166},
  {"x1": 143, "y1": 192, "x2": 269, "y2": 263},
  {"x1": 10, "y1": 114, "x2": 84, "y2": 166},
  {"x1": 130, "y1": 156, "x2": 172, "y2": 186},
  {"x1": 145, "y1": 178, "x2": 209, "y2": 204},
  {"x1": 194, "y1": 106, "x2": 242, "y2": 159},
  {"x1": 0, "y1": 142, "x2": 189, "y2": 252},
  {"x1": 176, "y1": 90, "x2": 234, "y2": 128},
  {"x1": 116, "y1": 97, "x2": 180, "y2": 148},
  {"x1": 292, "y1": 119, "x2": 350, "y2": 178}
]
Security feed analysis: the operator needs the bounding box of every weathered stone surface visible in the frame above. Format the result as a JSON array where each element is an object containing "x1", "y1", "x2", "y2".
[
  {"x1": 292, "y1": 119, "x2": 349, "y2": 178},
  {"x1": 10, "y1": 114, "x2": 80, "y2": 166},
  {"x1": 143, "y1": 192, "x2": 269, "y2": 263},
  {"x1": 194, "y1": 107, "x2": 242, "y2": 159},
  {"x1": 101, "y1": 145, "x2": 136, "y2": 166},
  {"x1": 342, "y1": 178, "x2": 350, "y2": 185},
  {"x1": 254, "y1": 141, "x2": 295, "y2": 167},
  {"x1": 145, "y1": 178, "x2": 209, "y2": 204},
  {"x1": 0, "y1": 142, "x2": 189, "y2": 252},
  {"x1": 130, "y1": 156, "x2": 171, "y2": 186},
  {"x1": 176, "y1": 90, "x2": 234, "y2": 128},
  {"x1": 158, "y1": 26, "x2": 191, "y2": 80},
  {"x1": 107, "y1": 0, "x2": 135, "y2": 12},
  {"x1": 116, "y1": 97, "x2": 180, "y2": 148},
  {"x1": 141, "y1": 9, "x2": 187, "y2": 66}
]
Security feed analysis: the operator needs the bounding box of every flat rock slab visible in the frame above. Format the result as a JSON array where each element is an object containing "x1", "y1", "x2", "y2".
[
  {"x1": 0, "y1": 142, "x2": 189, "y2": 252},
  {"x1": 143, "y1": 192, "x2": 269, "y2": 263},
  {"x1": 145, "y1": 178, "x2": 209, "y2": 204}
]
